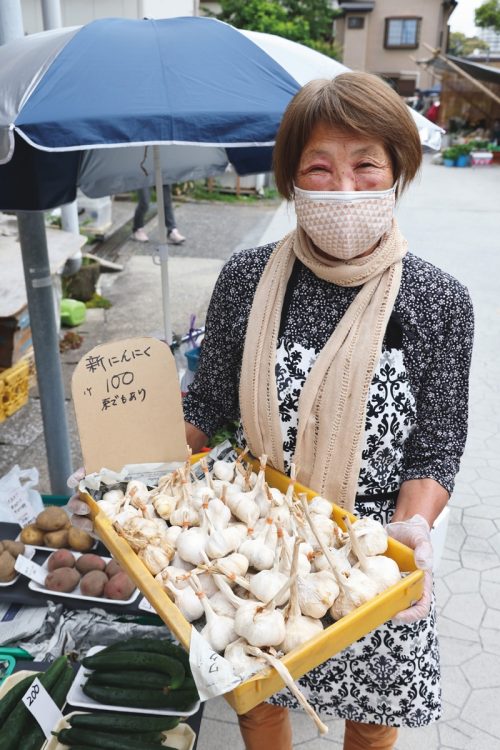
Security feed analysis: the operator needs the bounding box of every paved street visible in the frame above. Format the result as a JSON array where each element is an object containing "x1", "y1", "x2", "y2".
[{"x1": 0, "y1": 155, "x2": 499, "y2": 748}]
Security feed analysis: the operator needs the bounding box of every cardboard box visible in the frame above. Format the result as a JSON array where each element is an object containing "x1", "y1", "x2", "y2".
[
  {"x1": 72, "y1": 337, "x2": 424, "y2": 715},
  {"x1": 0, "y1": 307, "x2": 32, "y2": 369}
]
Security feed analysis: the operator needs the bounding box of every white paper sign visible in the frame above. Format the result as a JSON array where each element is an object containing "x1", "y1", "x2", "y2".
[
  {"x1": 22, "y1": 677, "x2": 63, "y2": 738},
  {"x1": 189, "y1": 627, "x2": 241, "y2": 702},
  {"x1": 7, "y1": 487, "x2": 36, "y2": 526},
  {"x1": 139, "y1": 597, "x2": 156, "y2": 613},
  {"x1": 15, "y1": 555, "x2": 47, "y2": 585}
]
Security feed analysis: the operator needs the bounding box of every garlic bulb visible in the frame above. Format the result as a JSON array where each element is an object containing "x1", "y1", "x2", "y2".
[
  {"x1": 124, "y1": 480, "x2": 151, "y2": 512},
  {"x1": 205, "y1": 494, "x2": 231, "y2": 530},
  {"x1": 329, "y1": 567, "x2": 379, "y2": 619},
  {"x1": 248, "y1": 536, "x2": 289, "y2": 605},
  {"x1": 117, "y1": 516, "x2": 175, "y2": 555},
  {"x1": 344, "y1": 516, "x2": 400, "y2": 595},
  {"x1": 164, "y1": 524, "x2": 182, "y2": 546},
  {"x1": 347, "y1": 517, "x2": 388, "y2": 556},
  {"x1": 210, "y1": 587, "x2": 237, "y2": 618},
  {"x1": 239, "y1": 522, "x2": 275, "y2": 571},
  {"x1": 213, "y1": 459, "x2": 235, "y2": 482},
  {"x1": 233, "y1": 578, "x2": 292, "y2": 648},
  {"x1": 308, "y1": 496, "x2": 334, "y2": 517},
  {"x1": 152, "y1": 491, "x2": 178, "y2": 520},
  {"x1": 97, "y1": 489, "x2": 124, "y2": 520},
  {"x1": 176, "y1": 511, "x2": 209, "y2": 566},
  {"x1": 190, "y1": 575, "x2": 236, "y2": 653},
  {"x1": 280, "y1": 540, "x2": 323, "y2": 654},
  {"x1": 138, "y1": 544, "x2": 172, "y2": 575},
  {"x1": 297, "y1": 570, "x2": 339, "y2": 619},
  {"x1": 163, "y1": 580, "x2": 204, "y2": 622},
  {"x1": 224, "y1": 638, "x2": 263, "y2": 678}
]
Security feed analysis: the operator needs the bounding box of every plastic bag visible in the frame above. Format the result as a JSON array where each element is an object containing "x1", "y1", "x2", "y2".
[{"x1": 0, "y1": 465, "x2": 45, "y2": 526}]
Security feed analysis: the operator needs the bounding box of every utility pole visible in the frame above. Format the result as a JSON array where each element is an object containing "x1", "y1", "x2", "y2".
[{"x1": 0, "y1": 0, "x2": 73, "y2": 493}]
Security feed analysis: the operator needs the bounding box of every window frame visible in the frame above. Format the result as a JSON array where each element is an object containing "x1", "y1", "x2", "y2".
[
  {"x1": 347, "y1": 16, "x2": 365, "y2": 30},
  {"x1": 384, "y1": 16, "x2": 421, "y2": 50}
]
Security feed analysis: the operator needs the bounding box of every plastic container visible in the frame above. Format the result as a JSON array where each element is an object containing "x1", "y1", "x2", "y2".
[
  {"x1": 0, "y1": 358, "x2": 30, "y2": 422},
  {"x1": 80, "y1": 456, "x2": 424, "y2": 715},
  {"x1": 61, "y1": 298, "x2": 87, "y2": 327},
  {"x1": 470, "y1": 151, "x2": 493, "y2": 166},
  {"x1": 185, "y1": 347, "x2": 201, "y2": 373},
  {"x1": 77, "y1": 192, "x2": 112, "y2": 231}
]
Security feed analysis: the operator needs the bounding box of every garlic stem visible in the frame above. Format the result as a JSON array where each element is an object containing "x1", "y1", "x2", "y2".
[
  {"x1": 245, "y1": 646, "x2": 328, "y2": 736},
  {"x1": 300, "y1": 495, "x2": 345, "y2": 589}
]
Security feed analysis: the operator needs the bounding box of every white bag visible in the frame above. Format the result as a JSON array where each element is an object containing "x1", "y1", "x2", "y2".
[{"x1": 0, "y1": 465, "x2": 45, "y2": 526}]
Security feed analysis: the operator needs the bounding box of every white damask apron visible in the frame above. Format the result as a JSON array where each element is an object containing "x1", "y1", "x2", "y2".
[{"x1": 267, "y1": 331, "x2": 441, "y2": 728}]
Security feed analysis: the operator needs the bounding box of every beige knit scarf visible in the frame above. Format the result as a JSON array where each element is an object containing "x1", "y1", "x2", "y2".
[{"x1": 239, "y1": 219, "x2": 407, "y2": 511}]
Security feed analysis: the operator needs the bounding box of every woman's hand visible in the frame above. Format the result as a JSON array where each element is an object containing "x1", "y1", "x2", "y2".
[{"x1": 386, "y1": 514, "x2": 433, "y2": 624}]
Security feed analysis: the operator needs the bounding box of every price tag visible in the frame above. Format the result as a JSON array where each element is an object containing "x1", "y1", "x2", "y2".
[
  {"x1": 22, "y1": 677, "x2": 63, "y2": 738},
  {"x1": 14, "y1": 555, "x2": 47, "y2": 586},
  {"x1": 7, "y1": 487, "x2": 36, "y2": 527},
  {"x1": 138, "y1": 597, "x2": 156, "y2": 613},
  {"x1": 189, "y1": 627, "x2": 241, "y2": 702}
]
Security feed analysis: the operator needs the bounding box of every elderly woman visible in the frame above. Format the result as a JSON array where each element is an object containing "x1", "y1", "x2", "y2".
[{"x1": 183, "y1": 72, "x2": 473, "y2": 749}]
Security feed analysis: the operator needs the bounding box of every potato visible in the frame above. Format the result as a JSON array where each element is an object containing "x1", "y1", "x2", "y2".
[
  {"x1": 2, "y1": 540, "x2": 25, "y2": 558},
  {"x1": 47, "y1": 549, "x2": 76, "y2": 571},
  {"x1": 44, "y1": 529, "x2": 69, "y2": 548},
  {"x1": 45, "y1": 567, "x2": 81, "y2": 593},
  {"x1": 80, "y1": 570, "x2": 108, "y2": 597},
  {"x1": 67, "y1": 527, "x2": 94, "y2": 553},
  {"x1": 20, "y1": 525, "x2": 45, "y2": 546},
  {"x1": 0, "y1": 550, "x2": 16, "y2": 582},
  {"x1": 103, "y1": 571, "x2": 135, "y2": 600},
  {"x1": 105, "y1": 559, "x2": 121, "y2": 578},
  {"x1": 36, "y1": 506, "x2": 69, "y2": 532},
  {"x1": 75, "y1": 554, "x2": 106, "y2": 575}
]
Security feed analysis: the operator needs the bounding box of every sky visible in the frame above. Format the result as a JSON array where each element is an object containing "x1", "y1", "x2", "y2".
[{"x1": 449, "y1": 0, "x2": 485, "y2": 36}]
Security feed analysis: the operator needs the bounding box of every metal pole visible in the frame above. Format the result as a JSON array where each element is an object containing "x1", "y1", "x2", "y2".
[
  {"x1": 41, "y1": 0, "x2": 82, "y2": 276},
  {"x1": 41, "y1": 0, "x2": 62, "y2": 29},
  {"x1": 17, "y1": 211, "x2": 73, "y2": 494},
  {"x1": 153, "y1": 145, "x2": 172, "y2": 345},
  {"x1": 0, "y1": 0, "x2": 23, "y2": 45}
]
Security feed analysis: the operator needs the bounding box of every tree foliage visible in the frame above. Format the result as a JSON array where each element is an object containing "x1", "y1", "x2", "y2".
[
  {"x1": 211, "y1": 0, "x2": 342, "y2": 59},
  {"x1": 448, "y1": 31, "x2": 490, "y2": 56},
  {"x1": 475, "y1": 0, "x2": 500, "y2": 33}
]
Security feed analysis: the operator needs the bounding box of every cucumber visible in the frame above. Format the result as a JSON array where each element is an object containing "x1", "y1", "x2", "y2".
[
  {"x1": 103, "y1": 638, "x2": 190, "y2": 670},
  {"x1": 0, "y1": 672, "x2": 39, "y2": 729},
  {"x1": 81, "y1": 652, "x2": 185, "y2": 689},
  {"x1": 82, "y1": 682, "x2": 197, "y2": 710},
  {"x1": 0, "y1": 655, "x2": 69, "y2": 750},
  {"x1": 56, "y1": 726, "x2": 167, "y2": 749},
  {"x1": 20, "y1": 664, "x2": 76, "y2": 750},
  {"x1": 86, "y1": 669, "x2": 171, "y2": 690},
  {"x1": 68, "y1": 711, "x2": 180, "y2": 733}
]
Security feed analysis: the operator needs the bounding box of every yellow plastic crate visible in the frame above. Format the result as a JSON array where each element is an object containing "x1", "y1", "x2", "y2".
[
  {"x1": 0, "y1": 358, "x2": 30, "y2": 422},
  {"x1": 81, "y1": 457, "x2": 423, "y2": 715}
]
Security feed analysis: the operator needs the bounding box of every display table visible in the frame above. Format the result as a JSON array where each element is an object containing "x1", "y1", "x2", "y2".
[
  {"x1": 0, "y1": 218, "x2": 87, "y2": 318},
  {"x1": 0, "y1": 522, "x2": 149, "y2": 617}
]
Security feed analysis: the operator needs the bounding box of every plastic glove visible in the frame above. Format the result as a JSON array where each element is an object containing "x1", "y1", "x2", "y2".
[
  {"x1": 386, "y1": 514, "x2": 433, "y2": 625},
  {"x1": 65, "y1": 467, "x2": 95, "y2": 536}
]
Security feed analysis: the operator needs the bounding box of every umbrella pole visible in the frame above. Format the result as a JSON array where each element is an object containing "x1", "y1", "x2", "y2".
[
  {"x1": 153, "y1": 145, "x2": 172, "y2": 345},
  {"x1": 17, "y1": 211, "x2": 73, "y2": 494}
]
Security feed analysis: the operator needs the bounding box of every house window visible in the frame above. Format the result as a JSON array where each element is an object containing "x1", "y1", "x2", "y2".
[
  {"x1": 347, "y1": 16, "x2": 365, "y2": 29},
  {"x1": 384, "y1": 17, "x2": 420, "y2": 49}
]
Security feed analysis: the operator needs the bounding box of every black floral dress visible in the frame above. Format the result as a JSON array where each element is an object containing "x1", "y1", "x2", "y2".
[{"x1": 183, "y1": 242, "x2": 474, "y2": 727}]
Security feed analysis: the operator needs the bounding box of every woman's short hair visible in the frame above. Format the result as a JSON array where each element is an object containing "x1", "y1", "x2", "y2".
[{"x1": 273, "y1": 72, "x2": 422, "y2": 199}]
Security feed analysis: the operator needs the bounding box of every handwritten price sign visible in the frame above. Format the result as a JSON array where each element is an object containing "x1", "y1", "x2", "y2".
[
  {"x1": 189, "y1": 627, "x2": 241, "y2": 701},
  {"x1": 22, "y1": 677, "x2": 62, "y2": 738}
]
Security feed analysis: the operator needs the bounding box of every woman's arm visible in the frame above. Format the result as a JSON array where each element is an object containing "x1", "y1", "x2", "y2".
[
  {"x1": 185, "y1": 421, "x2": 208, "y2": 453},
  {"x1": 399, "y1": 279, "x2": 474, "y2": 518},
  {"x1": 390, "y1": 478, "x2": 448, "y2": 527}
]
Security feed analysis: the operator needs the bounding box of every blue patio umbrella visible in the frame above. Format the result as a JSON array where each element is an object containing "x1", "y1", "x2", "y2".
[{"x1": 0, "y1": 16, "x2": 443, "y2": 492}]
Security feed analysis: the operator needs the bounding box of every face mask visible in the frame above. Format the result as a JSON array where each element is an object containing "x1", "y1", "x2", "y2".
[{"x1": 294, "y1": 184, "x2": 396, "y2": 260}]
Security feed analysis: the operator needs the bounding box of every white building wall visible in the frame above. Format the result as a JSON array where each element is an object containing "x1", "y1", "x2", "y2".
[{"x1": 20, "y1": 0, "x2": 194, "y2": 33}]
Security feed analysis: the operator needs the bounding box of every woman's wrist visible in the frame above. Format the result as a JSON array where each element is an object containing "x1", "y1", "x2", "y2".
[{"x1": 391, "y1": 478, "x2": 449, "y2": 527}]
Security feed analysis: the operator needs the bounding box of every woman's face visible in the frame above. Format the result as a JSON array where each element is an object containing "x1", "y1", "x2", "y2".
[{"x1": 295, "y1": 123, "x2": 394, "y2": 192}]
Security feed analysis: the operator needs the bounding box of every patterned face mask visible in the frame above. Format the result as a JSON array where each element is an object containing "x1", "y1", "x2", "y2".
[{"x1": 294, "y1": 184, "x2": 396, "y2": 260}]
